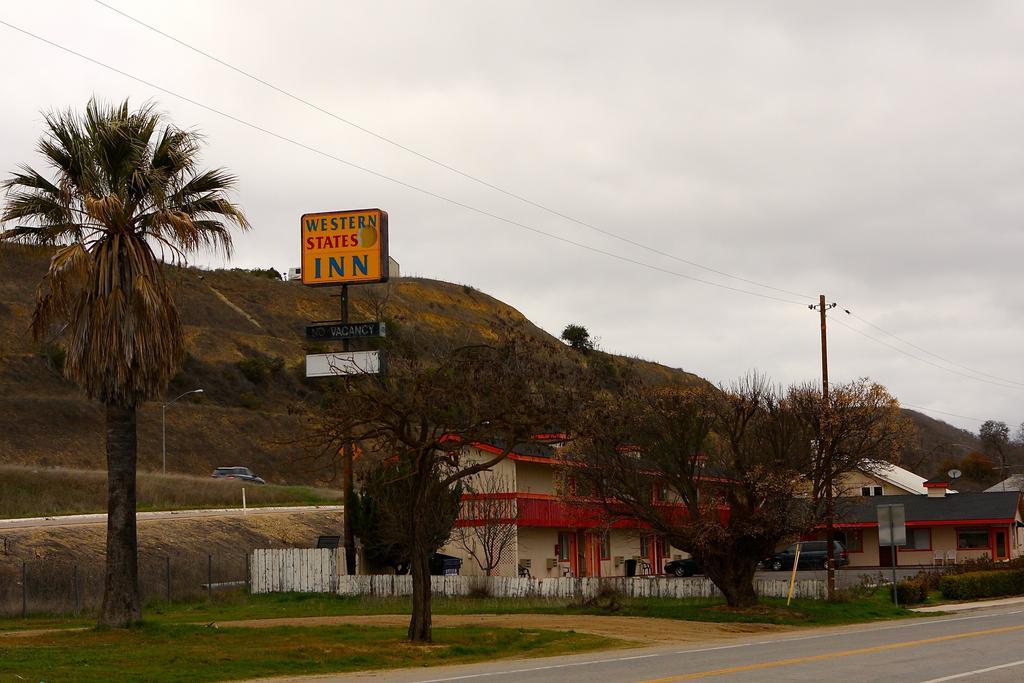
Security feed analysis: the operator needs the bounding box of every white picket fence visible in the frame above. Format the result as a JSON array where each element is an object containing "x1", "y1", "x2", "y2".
[
  {"x1": 248, "y1": 548, "x2": 825, "y2": 599},
  {"x1": 249, "y1": 548, "x2": 345, "y2": 594}
]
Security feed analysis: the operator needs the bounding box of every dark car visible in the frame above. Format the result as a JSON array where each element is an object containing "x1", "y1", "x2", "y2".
[
  {"x1": 664, "y1": 557, "x2": 702, "y2": 577},
  {"x1": 767, "y1": 541, "x2": 848, "y2": 571},
  {"x1": 393, "y1": 553, "x2": 463, "y2": 576},
  {"x1": 211, "y1": 466, "x2": 266, "y2": 485}
]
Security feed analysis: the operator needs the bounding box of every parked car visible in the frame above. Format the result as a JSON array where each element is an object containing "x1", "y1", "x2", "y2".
[
  {"x1": 211, "y1": 466, "x2": 266, "y2": 485},
  {"x1": 767, "y1": 541, "x2": 848, "y2": 571},
  {"x1": 394, "y1": 553, "x2": 463, "y2": 576},
  {"x1": 664, "y1": 557, "x2": 702, "y2": 577}
]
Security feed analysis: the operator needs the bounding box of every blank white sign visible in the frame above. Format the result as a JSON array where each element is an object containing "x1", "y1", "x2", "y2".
[
  {"x1": 877, "y1": 503, "x2": 907, "y2": 546},
  {"x1": 305, "y1": 351, "x2": 381, "y2": 377}
]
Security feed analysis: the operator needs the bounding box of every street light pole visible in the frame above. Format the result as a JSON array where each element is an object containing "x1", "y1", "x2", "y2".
[{"x1": 161, "y1": 389, "x2": 203, "y2": 474}]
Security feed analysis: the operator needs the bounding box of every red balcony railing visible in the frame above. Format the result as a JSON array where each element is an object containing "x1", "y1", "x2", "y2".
[{"x1": 457, "y1": 493, "x2": 692, "y2": 529}]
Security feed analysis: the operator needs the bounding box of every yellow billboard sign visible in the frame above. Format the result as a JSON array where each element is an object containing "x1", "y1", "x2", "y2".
[{"x1": 300, "y1": 208, "x2": 389, "y2": 286}]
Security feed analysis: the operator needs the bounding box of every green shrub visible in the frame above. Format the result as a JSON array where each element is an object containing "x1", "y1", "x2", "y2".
[
  {"x1": 41, "y1": 342, "x2": 66, "y2": 372},
  {"x1": 939, "y1": 569, "x2": 1024, "y2": 601},
  {"x1": 893, "y1": 578, "x2": 928, "y2": 604},
  {"x1": 236, "y1": 355, "x2": 285, "y2": 385},
  {"x1": 230, "y1": 266, "x2": 282, "y2": 280}
]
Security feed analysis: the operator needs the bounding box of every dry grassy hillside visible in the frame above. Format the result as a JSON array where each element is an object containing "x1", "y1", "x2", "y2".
[
  {"x1": 0, "y1": 245, "x2": 699, "y2": 486},
  {"x1": 0, "y1": 510, "x2": 343, "y2": 614}
]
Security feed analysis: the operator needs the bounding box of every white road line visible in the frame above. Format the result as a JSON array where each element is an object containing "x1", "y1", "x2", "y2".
[
  {"x1": 917, "y1": 658, "x2": 1024, "y2": 682},
  {"x1": 409, "y1": 609, "x2": 1024, "y2": 683},
  {"x1": 412, "y1": 653, "x2": 665, "y2": 683}
]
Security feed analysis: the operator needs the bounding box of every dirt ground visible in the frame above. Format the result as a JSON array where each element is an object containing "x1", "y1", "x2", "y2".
[{"x1": 213, "y1": 613, "x2": 792, "y2": 643}]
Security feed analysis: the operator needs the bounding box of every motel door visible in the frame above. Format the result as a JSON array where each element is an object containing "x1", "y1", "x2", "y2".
[
  {"x1": 578, "y1": 532, "x2": 602, "y2": 577},
  {"x1": 993, "y1": 529, "x2": 1009, "y2": 560},
  {"x1": 879, "y1": 544, "x2": 895, "y2": 568}
]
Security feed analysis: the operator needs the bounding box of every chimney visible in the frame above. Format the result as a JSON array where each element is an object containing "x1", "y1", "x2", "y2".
[{"x1": 924, "y1": 478, "x2": 949, "y2": 498}]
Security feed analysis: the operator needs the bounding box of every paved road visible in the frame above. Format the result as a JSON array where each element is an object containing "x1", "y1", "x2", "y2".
[
  {"x1": 309, "y1": 605, "x2": 1024, "y2": 682},
  {"x1": 0, "y1": 505, "x2": 342, "y2": 530}
]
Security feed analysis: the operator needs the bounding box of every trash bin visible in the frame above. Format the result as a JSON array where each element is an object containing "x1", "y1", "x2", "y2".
[
  {"x1": 624, "y1": 559, "x2": 638, "y2": 577},
  {"x1": 429, "y1": 553, "x2": 463, "y2": 576}
]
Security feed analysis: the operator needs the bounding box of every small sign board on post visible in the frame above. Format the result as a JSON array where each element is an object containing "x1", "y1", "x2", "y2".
[
  {"x1": 305, "y1": 321, "x2": 385, "y2": 341},
  {"x1": 877, "y1": 503, "x2": 906, "y2": 546},
  {"x1": 305, "y1": 351, "x2": 382, "y2": 378}
]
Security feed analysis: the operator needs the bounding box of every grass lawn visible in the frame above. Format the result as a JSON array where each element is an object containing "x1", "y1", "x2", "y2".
[
  {"x1": 0, "y1": 587, "x2": 915, "y2": 636},
  {"x1": 137, "y1": 587, "x2": 912, "y2": 627},
  {"x1": 0, "y1": 623, "x2": 615, "y2": 683},
  {"x1": 0, "y1": 587, "x2": 908, "y2": 630}
]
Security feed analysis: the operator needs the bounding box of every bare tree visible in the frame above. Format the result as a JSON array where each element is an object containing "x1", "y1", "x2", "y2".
[
  {"x1": 311, "y1": 334, "x2": 575, "y2": 642},
  {"x1": 788, "y1": 378, "x2": 916, "y2": 598},
  {"x1": 566, "y1": 375, "x2": 815, "y2": 608},
  {"x1": 980, "y1": 420, "x2": 1010, "y2": 483},
  {"x1": 454, "y1": 472, "x2": 518, "y2": 576}
]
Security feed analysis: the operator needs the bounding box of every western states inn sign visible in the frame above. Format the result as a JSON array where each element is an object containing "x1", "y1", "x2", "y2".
[{"x1": 301, "y1": 208, "x2": 389, "y2": 286}]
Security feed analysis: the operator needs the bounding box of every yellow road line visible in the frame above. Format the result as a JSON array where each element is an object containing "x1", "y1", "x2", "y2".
[{"x1": 642, "y1": 623, "x2": 1024, "y2": 682}]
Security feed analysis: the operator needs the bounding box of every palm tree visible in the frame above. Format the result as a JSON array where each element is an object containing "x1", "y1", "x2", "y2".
[{"x1": 1, "y1": 99, "x2": 249, "y2": 626}]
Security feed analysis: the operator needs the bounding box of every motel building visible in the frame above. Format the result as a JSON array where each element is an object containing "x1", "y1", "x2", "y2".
[
  {"x1": 815, "y1": 473, "x2": 1024, "y2": 567},
  {"x1": 441, "y1": 437, "x2": 691, "y2": 578},
  {"x1": 442, "y1": 440, "x2": 1024, "y2": 575}
]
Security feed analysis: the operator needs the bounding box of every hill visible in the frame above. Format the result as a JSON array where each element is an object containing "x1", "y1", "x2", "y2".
[
  {"x1": 901, "y1": 409, "x2": 983, "y2": 476},
  {"x1": 0, "y1": 245, "x2": 699, "y2": 486},
  {"x1": 0, "y1": 245, "x2": 984, "y2": 486}
]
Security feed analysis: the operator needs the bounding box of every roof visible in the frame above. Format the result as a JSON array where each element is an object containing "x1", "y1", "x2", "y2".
[
  {"x1": 835, "y1": 492, "x2": 1021, "y2": 526},
  {"x1": 985, "y1": 475, "x2": 1024, "y2": 493},
  {"x1": 473, "y1": 439, "x2": 558, "y2": 461},
  {"x1": 860, "y1": 462, "x2": 929, "y2": 495}
]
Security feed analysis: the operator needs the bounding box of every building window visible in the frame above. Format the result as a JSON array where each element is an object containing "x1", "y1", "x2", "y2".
[
  {"x1": 600, "y1": 532, "x2": 611, "y2": 560},
  {"x1": 840, "y1": 529, "x2": 864, "y2": 553},
  {"x1": 639, "y1": 535, "x2": 649, "y2": 557},
  {"x1": 661, "y1": 537, "x2": 671, "y2": 558},
  {"x1": 860, "y1": 486, "x2": 883, "y2": 496},
  {"x1": 652, "y1": 483, "x2": 668, "y2": 503},
  {"x1": 902, "y1": 528, "x2": 931, "y2": 550},
  {"x1": 557, "y1": 532, "x2": 571, "y2": 561},
  {"x1": 957, "y1": 528, "x2": 990, "y2": 550}
]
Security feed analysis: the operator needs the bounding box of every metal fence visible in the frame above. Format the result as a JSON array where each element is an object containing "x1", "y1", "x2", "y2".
[{"x1": 0, "y1": 553, "x2": 249, "y2": 617}]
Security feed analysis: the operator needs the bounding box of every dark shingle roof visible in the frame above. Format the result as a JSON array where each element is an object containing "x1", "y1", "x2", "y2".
[
  {"x1": 483, "y1": 438, "x2": 558, "y2": 460},
  {"x1": 835, "y1": 492, "x2": 1021, "y2": 526}
]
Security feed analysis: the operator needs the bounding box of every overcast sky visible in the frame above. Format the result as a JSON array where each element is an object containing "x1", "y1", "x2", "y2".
[{"x1": 2, "y1": 1, "x2": 1023, "y2": 434}]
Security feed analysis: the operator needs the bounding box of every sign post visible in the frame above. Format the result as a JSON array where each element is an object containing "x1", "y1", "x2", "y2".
[
  {"x1": 877, "y1": 503, "x2": 906, "y2": 606},
  {"x1": 300, "y1": 207, "x2": 390, "y2": 578}
]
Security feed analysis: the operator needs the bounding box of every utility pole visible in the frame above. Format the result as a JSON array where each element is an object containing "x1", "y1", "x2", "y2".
[{"x1": 811, "y1": 294, "x2": 837, "y2": 600}]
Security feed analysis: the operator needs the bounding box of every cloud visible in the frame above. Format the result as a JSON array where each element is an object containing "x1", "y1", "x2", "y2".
[{"x1": 1, "y1": 0, "x2": 1022, "y2": 431}]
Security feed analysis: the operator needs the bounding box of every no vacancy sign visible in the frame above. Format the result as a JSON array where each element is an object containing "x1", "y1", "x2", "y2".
[{"x1": 301, "y1": 208, "x2": 389, "y2": 286}]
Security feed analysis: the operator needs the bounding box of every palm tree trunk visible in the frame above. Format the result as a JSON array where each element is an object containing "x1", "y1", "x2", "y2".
[{"x1": 99, "y1": 402, "x2": 141, "y2": 626}]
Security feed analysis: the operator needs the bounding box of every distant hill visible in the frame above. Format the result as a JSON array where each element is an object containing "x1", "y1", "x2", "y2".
[
  {"x1": 0, "y1": 245, "x2": 699, "y2": 485},
  {"x1": 0, "y1": 245, "x2": 984, "y2": 487},
  {"x1": 900, "y1": 409, "x2": 984, "y2": 479}
]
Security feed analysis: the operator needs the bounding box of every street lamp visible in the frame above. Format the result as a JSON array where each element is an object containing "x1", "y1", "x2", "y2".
[{"x1": 162, "y1": 389, "x2": 203, "y2": 474}]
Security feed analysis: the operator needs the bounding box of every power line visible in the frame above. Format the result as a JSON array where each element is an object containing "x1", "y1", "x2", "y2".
[
  {"x1": 843, "y1": 308, "x2": 1024, "y2": 388},
  {"x1": 829, "y1": 314, "x2": 1024, "y2": 392},
  {"x1": 92, "y1": 0, "x2": 814, "y2": 301},
  {"x1": 900, "y1": 402, "x2": 1006, "y2": 425},
  {"x1": 0, "y1": 18, "x2": 811, "y2": 307}
]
